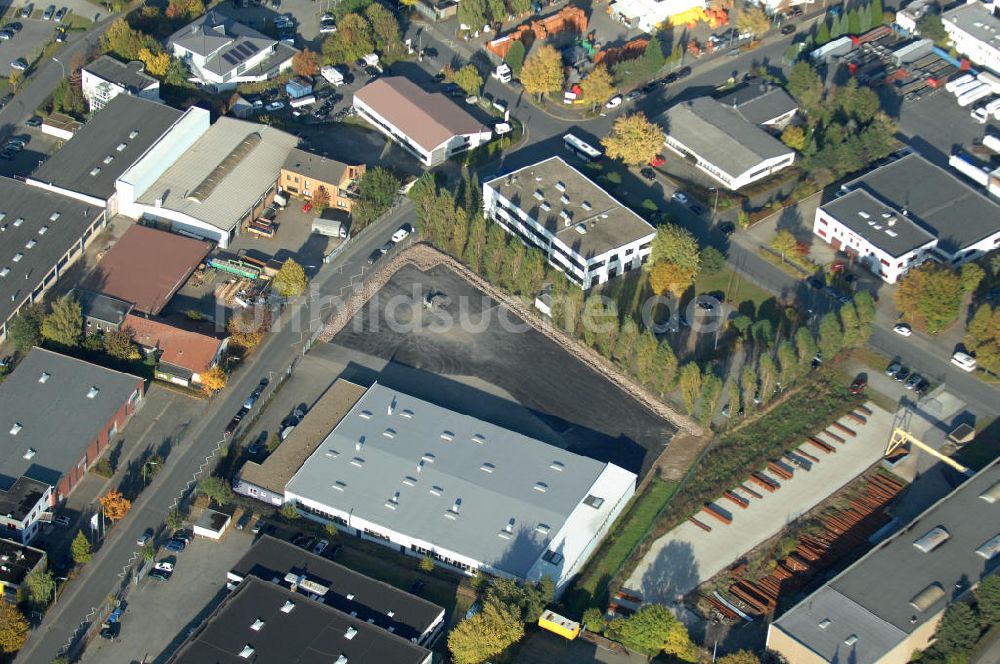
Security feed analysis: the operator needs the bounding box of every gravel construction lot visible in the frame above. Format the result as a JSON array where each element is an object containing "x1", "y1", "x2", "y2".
[
  {"x1": 328, "y1": 264, "x2": 677, "y2": 478},
  {"x1": 78, "y1": 529, "x2": 255, "y2": 664}
]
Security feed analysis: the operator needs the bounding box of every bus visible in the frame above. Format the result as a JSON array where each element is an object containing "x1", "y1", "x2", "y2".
[{"x1": 563, "y1": 133, "x2": 603, "y2": 161}]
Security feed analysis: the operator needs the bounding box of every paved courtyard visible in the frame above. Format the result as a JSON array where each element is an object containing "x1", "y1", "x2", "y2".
[{"x1": 626, "y1": 401, "x2": 895, "y2": 604}]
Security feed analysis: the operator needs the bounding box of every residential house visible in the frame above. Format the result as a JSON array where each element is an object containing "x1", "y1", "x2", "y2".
[
  {"x1": 280, "y1": 148, "x2": 364, "y2": 212},
  {"x1": 123, "y1": 315, "x2": 226, "y2": 387},
  {"x1": 81, "y1": 56, "x2": 160, "y2": 112}
]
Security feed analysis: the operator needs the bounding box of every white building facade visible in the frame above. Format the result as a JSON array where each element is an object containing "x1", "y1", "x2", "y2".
[
  {"x1": 664, "y1": 134, "x2": 795, "y2": 190},
  {"x1": 942, "y1": 2, "x2": 1000, "y2": 76},
  {"x1": 483, "y1": 157, "x2": 655, "y2": 289},
  {"x1": 81, "y1": 57, "x2": 160, "y2": 112}
]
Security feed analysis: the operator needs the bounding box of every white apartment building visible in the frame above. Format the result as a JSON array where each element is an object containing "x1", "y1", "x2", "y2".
[
  {"x1": 81, "y1": 56, "x2": 160, "y2": 112},
  {"x1": 353, "y1": 77, "x2": 492, "y2": 167},
  {"x1": 942, "y1": 1, "x2": 1000, "y2": 76},
  {"x1": 813, "y1": 152, "x2": 1000, "y2": 283},
  {"x1": 658, "y1": 97, "x2": 796, "y2": 190},
  {"x1": 483, "y1": 157, "x2": 656, "y2": 289},
  {"x1": 167, "y1": 11, "x2": 297, "y2": 89},
  {"x1": 284, "y1": 383, "x2": 638, "y2": 595}
]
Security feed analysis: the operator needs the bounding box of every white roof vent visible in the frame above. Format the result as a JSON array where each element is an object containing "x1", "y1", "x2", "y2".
[
  {"x1": 325, "y1": 449, "x2": 339, "y2": 458},
  {"x1": 440, "y1": 431, "x2": 454, "y2": 441},
  {"x1": 857, "y1": 211, "x2": 870, "y2": 219},
  {"x1": 540, "y1": 201, "x2": 551, "y2": 211},
  {"x1": 533, "y1": 189, "x2": 545, "y2": 201},
  {"x1": 23, "y1": 448, "x2": 36, "y2": 460},
  {"x1": 818, "y1": 618, "x2": 831, "y2": 629},
  {"x1": 332, "y1": 481, "x2": 346, "y2": 491},
  {"x1": 38, "y1": 226, "x2": 48, "y2": 235},
  {"x1": 12, "y1": 253, "x2": 23, "y2": 263},
  {"x1": 844, "y1": 635, "x2": 858, "y2": 646},
  {"x1": 536, "y1": 523, "x2": 550, "y2": 535},
  {"x1": 13, "y1": 218, "x2": 23, "y2": 227},
  {"x1": 480, "y1": 462, "x2": 495, "y2": 473},
  {"x1": 421, "y1": 452, "x2": 435, "y2": 463},
  {"x1": 471, "y1": 434, "x2": 486, "y2": 445},
  {"x1": 25, "y1": 240, "x2": 36, "y2": 249},
  {"x1": 335, "y1": 656, "x2": 349, "y2": 664},
  {"x1": 560, "y1": 194, "x2": 570, "y2": 205},
  {"x1": 359, "y1": 410, "x2": 372, "y2": 419},
  {"x1": 38, "y1": 372, "x2": 50, "y2": 384},
  {"x1": 250, "y1": 618, "x2": 265, "y2": 631},
  {"x1": 116, "y1": 142, "x2": 127, "y2": 151},
  {"x1": 103, "y1": 155, "x2": 114, "y2": 164},
  {"x1": 575, "y1": 223, "x2": 587, "y2": 234},
  {"x1": 89, "y1": 167, "x2": 101, "y2": 176},
  {"x1": 886, "y1": 230, "x2": 898, "y2": 237},
  {"x1": 550, "y1": 460, "x2": 565, "y2": 471},
  {"x1": 0, "y1": 268, "x2": 8, "y2": 278},
  {"x1": 533, "y1": 482, "x2": 548, "y2": 493},
  {"x1": 49, "y1": 212, "x2": 60, "y2": 221},
  {"x1": 402, "y1": 476, "x2": 417, "y2": 486},
  {"x1": 581, "y1": 201, "x2": 592, "y2": 211},
  {"x1": 356, "y1": 436, "x2": 365, "y2": 451},
  {"x1": 554, "y1": 181, "x2": 566, "y2": 192},
  {"x1": 87, "y1": 386, "x2": 100, "y2": 399},
  {"x1": 344, "y1": 626, "x2": 358, "y2": 640},
  {"x1": 280, "y1": 600, "x2": 295, "y2": 613},
  {"x1": 238, "y1": 645, "x2": 255, "y2": 659},
  {"x1": 979, "y1": 480, "x2": 1000, "y2": 503},
  {"x1": 9, "y1": 423, "x2": 21, "y2": 436},
  {"x1": 429, "y1": 485, "x2": 443, "y2": 496},
  {"x1": 400, "y1": 409, "x2": 413, "y2": 418},
  {"x1": 385, "y1": 491, "x2": 400, "y2": 509},
  {"x1": 383, "y1": 428, "x2": 396, "y2": 439},
  {"x1": 129, "y1": 129, "x2": 140, "y2": 139},
  {"x1": 350, "y1": 457, "x2": 365, "y2": 468},
  {"x1": 913, "y1": 527, "x2": 950, "y2": 553},
  {"x1": 975, "y1": 534, "x2": 1000, "y2": 559}
]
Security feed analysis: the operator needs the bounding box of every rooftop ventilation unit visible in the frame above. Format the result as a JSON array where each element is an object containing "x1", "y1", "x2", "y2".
[
  {"x1": 540, "y1": 201, "x2": 551, "y2": 211},
  {"x1": 534, "y1": 482, "x2": 548, "y2": 493},
  {"x1": 38, "y1": 372, "x2": 50, "y2": 384},
  {"x1": 350, "y1": 457, "x2": 365, "y2": 467},
  {"x1": 575, "y1": 223, "x2": 587, "y2": 234},
  {"x1": 429, "y1": 485, "x2": 443, "y2": 496},
  {"x1": 49, "y1": 212, "x2": 60, "y2": 222},
  {"x1": 818, "y1": 619, "x2": 831, "y2": 629},
  {"x1": 421, "y1": 452, "x2": 435, "y2": 463},
  {"x1": 238, "y1": 645, "x2": 255, "y2": 659},
  {"x1": 581, "y1": 201, "x2": 592, "y2": 211},
  {"x1": 325, "y1": 449, "x2": 339, "y2": 458},
  {"x1": 480, "y1": 462, "x2": 495, "y2": 473},
  {"x1": 23, "y1": 448, "x2": 35, "y2": 460},
  {"x1": 400, "y1": 409, "x2": 413, "y2": 418},
  {"x1": 383, "y1": 428, "x2": 396, "y2": 439},
  {"x1": 385, "y1": 491, "x2": 400, "y2": 509},
  {"x1": 335, "y1": 656, "x2": 349, "y2": 664},
  {"x1": 554, "y1": 181, "x2": 566, "y2": 192},
  {"x1": 550, "y1": 461, "x2": 565, "y2": 471},
  {"x1": 103, "y1": 155, "x2": 114, "y2": 164},
  {"x1": 356, "y1": 436, "x2": 365, "y2": 451},
  {"x1": 13, "y1": 218, "x2": 23, "y2": 227},
  {"x1": 975, "y1": 534, "x2": 1000, "y2": 560},
  {"x1": 857, "y1": 211, "x2": 870, "y2": 219},
  {"x1": 332, "y1": 481, "x2": 346, "y2": 491},
  {"x1": 886, "y1": 229, "x2": 898, "y2": 237},
  {"x1": 25, "y1": 240, "x2": 36, "y2": 249},
  {"x1": 90, "y1": 168, "x2": 101, "y2": 176},
  {"x1": 913, "y1": 526, "x2": 950, "y2": 553},
  {"x1": 980, "y1": 480, "x2": 1000, "y2": 503},
  {"x1": 533, "y1": 190, "x2": 545, "y2": 201},
  {"x1": 9, "y1": 423, "x2": 21, "y2": 436},
  {"x1": 250, "y1": 618, "x2": 265, "y2": 631},
  {"x1": 583, "y1": 494, "x2": 605, "y2": 509},
  {"x1": 12, "y1": 253, "x2": 22, "y2": 263},
  {"x1": 471, "y1": 434, "x2": 485, "y2": 445},
  {"x1": 280, "y1": 600, "x2": 295, "y2": 613},
  {"x1": 0, "y1": 268, "x2": 8, "y2": 278},
  {"x1": 344, "y1": 626, "x2": 358, "y2": 640},
  {"x1": 38, "y1": 226, "x2": 48, "y2": 235},
  {"x1": 536, "y1": 523, "x2": 550, "y2": 535},
  {"x1": 440, "y1": 431, "x2": 454, "y2": 441},
  {"x1": 129, "y1": 129, "x2": 140, "y2": 139},
  {"x1": 0, "y1": 213, "x2": 5, "y2": 222},
  {"x1": 116, "y1": 143, "x2": 127, "y2": 151},
  {"x1": 87, "y1": 386, "x2": 99, "y2": 399},
  {"x1": 560, "y1": 194, "x2": 570, "y2": 205},
  {"x1": 910, "y1": 582, "x2": 946, "y2": 611},
  {"x1": 402, "y1": 476, "x2": 417, "y2": 486},
  {"x1": 844, "y1": 635, "x2": 858, "y2": 646},
  {"x1": 359, "y1": 410, "x2": 372, "y2": 419}
]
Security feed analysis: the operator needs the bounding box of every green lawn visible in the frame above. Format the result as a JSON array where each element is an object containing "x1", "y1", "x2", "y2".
[
  {"x1": 561, "y1": 478, "x2": 678, "y2": 616},
  {"x1": 695, "y1": 266, "x2": 772, "y2": 313}
]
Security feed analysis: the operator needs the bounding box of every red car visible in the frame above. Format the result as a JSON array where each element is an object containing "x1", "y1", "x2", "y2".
[
  {"x1": 849, "y1": 376, "x2": 867, "y2": 394},
  {"x1": 649, "y1": 155, "x2": 665, "y2": 167},
  {"x1": 302, "y1": 201, "x2": 313, "y2": 213}
]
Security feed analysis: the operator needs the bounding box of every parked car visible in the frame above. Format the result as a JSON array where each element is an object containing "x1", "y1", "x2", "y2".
[
  {"x1": 807, "y1": 277, "x2": 824, "y2": 290},
  {"x1": 905, "y1": 373, "x2": 922, "y2": 390},
  {"x1": 781, "y1": 23, "x2": 797, "y2": 34},
  {"x1": 663, "y1": 72, "x2": 679, "y2": 84},
  {"x1": 164, "y1": 538, "x2": 186, "y2": 553},
  {"x1": 391, "y1": 223, "x2": 413, "y2": 243},
  {"x1": 149, "y1": 568, "x2": 171, "y2": 581},
  {"x1": 366, "y1": 250, "x2": 382, "y2": 265},
  {"x1": 25, "y1": 116, "x2": 42, "y2": 127},
  {"x1": 100, "y1": 623, "x2": 121, "y2": 640},
  {"x1": 718, "y1": 221, "x2": 735, "y2": 235},
  {"x1": 884, "y1": 360, "x2": 902, "y2": 376},
  {"x1": 10, "y1": 58, "x2": 28, "y2": 72},
  {"x1": 264, "y1": 101, "x2": 285, "y2": 112},
  {"x1": 640, "y1": 167, "x2": 656, "y2": 180},
  {"x1": 677, "y1": 66, "x2": 692, "y2": 78},
  {"x1": 605, "y1": 95, "x2": 622, "y2": 109},
  {"x1": 0, "y1": 148, "x2": 16, "y2": 160},
  {"x1": 672, "y1": 191, "x2": 689, "y2": 205},
  {"x1": 154, "y1": 561, "x2": 174, "y2": 573},
  {"x1": 893, "y1": 323, "x2": 912, "y2": 337},
  {"x1": 42, "y1": 4, "x2": 55, "y2": 19},
  {"x1": 251, "y1": 519, "x2": 265, "y2": 535},
  {"x1": 312, "y1": 538, "x2": 329, "y2": 555},
  {"x1": 20, "y1": 4, "x2": 33, "y2": 18},
  {"x1": 136, "y1": 528, "x2": 154, "y2": 546},
  {"x1": 53, "y1": 515, "x2": 72, "y2": 527},
  {"x1": 849, "y1": 375, "x2": 867, "y2": 394},
  {"x1": 172, "y1": 529, "x2": 193, "y2": 543},
  {"x1": 379, "y1": 240, "x2": 394, "y2": 254},
  {"x1": 0, "y1": 30, "x2": 13, "y2": 41},
  {"x1": 894, "y1": 366, "x2": 910, "y2": 382},
  {"x1": 53, "y1": 6, "x2": 66, "y2": 21},
  {"x1": 625, "y1": 89, "x2": 641, "y2": 102},
  {"x1": 55, "y1": 27, "x2": 66, "y2": 42}
]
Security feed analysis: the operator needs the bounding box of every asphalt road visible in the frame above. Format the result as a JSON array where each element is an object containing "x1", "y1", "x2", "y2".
[{"x1": 16, "y1": 204, "x2": 411, "y2": 664}]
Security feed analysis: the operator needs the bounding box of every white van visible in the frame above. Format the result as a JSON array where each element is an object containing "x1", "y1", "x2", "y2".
[
  {"x1": 951, "y1": 351, "x2": 977, "y2": 372},
  {"x1": 492, "y1": 63, "x2": 512, "y2": 83},
  {"x1": 321, "y1": 65, "x2": 344, "y2": 86}
]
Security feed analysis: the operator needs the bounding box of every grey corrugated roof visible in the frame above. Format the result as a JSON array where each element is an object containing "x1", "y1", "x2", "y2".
[
  {"x1": 285, "y1": 383, "x2": 620, "y2": 579},
  {"x1": 484, "y1": 156, "x2": 655, "y2": 260},
  {"x1": 136, "y1": 118, "x2": 297, "y2": 232},
  {"x1": 0, "y1": 178, "x2": 103, "y2": 331},
  {"x1": 659, "y1": 97, "x2": 793, "y2": 177},
  {"x1": 74, "y1": 289, "x2": 133, "y2": 327},
  {"x1": 772, "y1": 459, "x2": 1000, "y2": 664},
  {"x1": 31, "y1": 95, "x2": 183, "y2": 200},
  {"x1": 839, "y1": 153, "x2": 1000, "y2": 256},
  {"x1": 230, "y1": 536, "x2": 444, "y2": 642},
  {"x1": 167, "y1": 577, "x2": 431, "y2": 664},
  {"x1": 283, "y1": 148, "x2": 353, "y2": 187},
  {"x1": 715, "y1": 85, "x2": 798, "y2": 125},
  {"x1": 82, "y1": 56, "x2": 158, "y2": 92},
  {"x1": 820, "y1": 189, "x2": 936, "y2": 258},
  {"x1": 0, "y1": 348, "x2": 142, "y2": 490}
]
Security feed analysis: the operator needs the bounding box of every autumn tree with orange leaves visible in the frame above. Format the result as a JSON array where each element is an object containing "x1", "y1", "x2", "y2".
[
  {"x1": 99, "y1": 490, "x2": 132, "y2": 522},
  {"x1": 292, "y1": 49, "x2": 320, "y2": 77}
]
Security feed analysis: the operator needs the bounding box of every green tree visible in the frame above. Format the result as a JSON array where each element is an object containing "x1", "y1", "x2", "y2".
[
  {"x1": 633, "y1": 330, "x2": 659, "y2": 384},
  {"x1": 41, "y1": 295, "x2": 82, "y2": 347},
  {"x1": 23, "y1": 567, "x2": 55, "y2": 610},
  {"x1": 776, "y1": 340, "x2": 798, "y2": 386},
  {"x1": 751, "y1": 319, "x2": 774, "y2": 346},
  {"x1": 100, "y1": 18, "x2": 157, "y2": 61},
  {"x1": 322, "y1": 13, "x2": 374, "y2": 65},
  {"x1": 699, "y1": 246, "x2": 725, "y2": 275},
  {"x1": 640, "y1": 36, "x2": 665, "y2": 74},
  {"x1": 758, "y1": 354, "x2": 776, "y2": 403},
  {"x1": 103, "y1": 326, "x2": 139, "y2": 360},
  {"x1": 795, "y1": 325, "x2": 818, "y2": 369},
  {"x1": 504, "y1": 40, "x2": 526, "y2": 75},
  {"x1": 580, "y1": 64, "x2": 616, "y2": 107},
  {"x1": 353, "y1": 167, "x2": 400, "y2": 229},
  {"x1": 651, "y1": 341, "x2": 678, "y2": 394},
  {"x1": 677, "y1": 361, "x2": 702, "y2": 416},
  {"x1": 166, "y1": 507, "x2": 184, "y2": 531},
  {"x1": 280, "y1": 502, "x2": 300, "y2": 519},
  {"x1": 817, "y1": 312, "x2": 844, "y2": 360},
  {"x1": 364, "y1": 3, "x2": 402, "y2": 58},
  {"x1": 601, "y1": 113, "x2": 663, "y2": 166},
  {"x1": 610, "y1": 604, "x2": 698, "y2": 660},
  {"x1": 463, "y1": 213, "x2": 487, "y2": 272},
  {"x1": 457, "y1": 0, "x2": 489, "y2": 31},
  {"x1": 448, "y1": 602, "x2": 524, "y2": 664},
  {"x1": 737, "y1": 6, "x2": 771, "y2": 39},
  {"x1": 781, "y1": 125, "x2": 806, "y2": 151},
  {"x1": 932, "y1": 603, "x2": 980, "y2": 655},
  {"x1": 732, "y1": 315, "x2": 752, "y2": 338},
  {"x1": 273, "y1": 258, "x2": 309, "y2": 297},
  {"x1": 871, "y1": 0, "x2": 884, "y2": 26},
  {"x1": 452, "y1": 63, "x2": 483, "y2": 96},
  {"x1": 770, "y1": 230, "x2": 800, "y2": 262},
  {"x1": 651, "y1": 224, "x2": 700, "y2": 273},
  {"x1": 612, "y1": 318, "x2": 639, "y2": 368},
  {"x1": 918, "y1": 13, "x2": 948, "y2": 44},
  {"x1": 0, "y1": 601, "x2": 28, "y2": 654},
  {"x1": 839, "y1": 302, "x2": 862, "y2": 348},
  {"x1": 481, "y1": 223, "x2": 507, "y2": 283},
  {"x1": 582, "y1": 607, "x2": 606, "y2": 633},
  {"x1": 519, "y1": 45, "x2": 563, "y2": 98},
  {"x1": 71, "y1": 531, "x2": 92, "y2": 564},
  {"x1": 897, "y1": 263, "x2": 964, "y2": 334},
  {"x1": 977, "y1": 574, "x2": 1000, "y2": 626},
  {"x1": 699, "y1": 369, "x2": 723, "y2": 425},
  {"x1": 485, "y1": 577, "x2": 552, "y2": 623},
  {"x1": 717, "y1": 652, "x2": 762, "y2": 664},
  {"x1": 847, "y1": 8, "x2": 861, "y2": 35},
  {"x1": 815, "y1": 20, "x2": 831, "y2": 46},
  {"x1": 853, "y1": 290, "x2": 876, "y2": 326},
  {"x1": 960, "y1": 263, "x2": 985, "y2": 293},
  {"x1": 787, "y1": 61, "x2": 824, "y2": 117},
  {"x1": 7, "y1": 302, "x2": 45, "y2": 353},
  {"x1": 198, "y1": 476, "x2": 233, "y2": 506}
]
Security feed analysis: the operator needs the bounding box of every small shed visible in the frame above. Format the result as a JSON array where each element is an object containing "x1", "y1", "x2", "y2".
[
  {"x1": 193, "y1": 508, "x2": 232, "y2": 540},
  {"x1": 285, "y1": 77, "x2": 314, "y2": 100},
  {"x1": 230, "y1": 94, "x2": 255, "y2": 119}
]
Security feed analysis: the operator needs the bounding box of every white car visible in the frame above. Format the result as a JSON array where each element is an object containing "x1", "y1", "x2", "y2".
[
  {"x1": 154, "y1": 561, "x2": 174, "y2": 573},
  {"x1": 264, "y1": 101, "x2": 285, "y2": 112},
  {"x1": 672, "y1": 191, "x2": 689, "y2": 205},
  {"x1": 391, "y1": 223, "x2": 413, "y2": 243},
  {"x1": 893, "y1": 323, "x2": 912, "y2": 337},
  {"x1": 605, "y1": 95, "x2": 622, "y2": 109}
]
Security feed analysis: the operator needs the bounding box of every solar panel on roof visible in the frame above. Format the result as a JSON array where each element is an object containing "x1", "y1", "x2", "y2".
[
  {"x1": 222, "y1": 53, "x2": 238, "y2": 65},
  {"x1": 242, "y1": 42, "x2": 260, "y2": 54}
]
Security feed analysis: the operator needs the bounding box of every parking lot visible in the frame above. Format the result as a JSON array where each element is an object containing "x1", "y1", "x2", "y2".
[
  {"x1": 78, "y1": 529, "x2": 255, "y2": 664},
  {"x1": 326, "y1": 263, "x2": 679, "y2": 479},
  {"x1": 0, "y1": 14, "x2": 55, "y2": 76},
  {"x1": 0, "y1": 122, "x2": 61, "y2": 176},
  {"x1": 898, "y1": 82, "x2": 1000, "y2": 169}
]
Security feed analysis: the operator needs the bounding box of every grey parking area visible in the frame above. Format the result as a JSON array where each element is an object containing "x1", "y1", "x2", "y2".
[
  {"x1": 325, "y1": 263, "x2": 678, "y2": 478},
  {"x1": 78, "y1": 529, "x2": 256, "y2": 664},
  {"x1": 214, "y1": 1, "x2": 324, "y2": 48},
  {"x1": 0, "y1": 16, "x2": 55, "y2": 76},
  {"x1": 511, "y1": 630, "x2": 636, "y2": 664},
  {"x1": 0, "y1": 122, "x2": 60, "y2": 176},
  {"x1": 898, "y1": 88, "x2": 1000, "y2": 168}
]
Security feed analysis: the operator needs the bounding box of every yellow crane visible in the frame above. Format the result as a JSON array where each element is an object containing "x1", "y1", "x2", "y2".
[{"x1": 885, "y1": 427, "x2": 974, "y2": 477}]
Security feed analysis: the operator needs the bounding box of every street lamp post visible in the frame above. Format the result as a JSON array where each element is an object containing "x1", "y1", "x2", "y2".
[{"x1": 52, "y1": 57, "x2": 65, "y2": 78}]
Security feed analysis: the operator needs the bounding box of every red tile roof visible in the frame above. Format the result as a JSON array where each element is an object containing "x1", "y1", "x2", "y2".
[
  {"x1": 123, "y1": 315, "x2": 223, "y2": 375},
  {"x1": 85, "y1": 225, "x2": 212, "y2": 315}
]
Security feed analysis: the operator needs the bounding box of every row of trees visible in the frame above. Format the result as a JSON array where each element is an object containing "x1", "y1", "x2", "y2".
[
  {"x1": 918, "y1": 576, "x2": 1000, "y2": 663},
  {"x1": 322, "y1": 3, "x2": 404, "y2": 66},
  {"x1": 896, "y1": 262, "x2": 981, "y2": 334},
  {"x1": 448, "y1": 577, "x2": 553, "y2": 663},
  {"x1": 814, "y1": 0, "x2": 885, "y2": 46},
  {"x1": 965, "y1": 302, "x2": 1000, "y2": 374},
  {"x1": 458, "y1": 0, "x2": 532, "y2": 33},
  {"x1": 582, "y1": 603, "x2": 699, "y2": 660}
]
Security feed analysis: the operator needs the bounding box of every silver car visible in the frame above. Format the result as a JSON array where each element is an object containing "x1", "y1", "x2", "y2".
[{"x1": 42, "y1": 4, "x2": 55, "y2": 19}]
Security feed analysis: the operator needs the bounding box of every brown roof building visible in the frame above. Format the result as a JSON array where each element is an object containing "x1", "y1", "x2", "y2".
[
  {"x1": 353, "y1": 77, "x2": 492, "y2": 167},
  {"x1": 123, "y1": 314, "x2": 226, "y2": 387},
  {"x1": 84, "y1": 225, "x2": 212, "y2": 315},
  {"x1": 280, "y1": 148, "x2": 364, "y2": 212}
]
